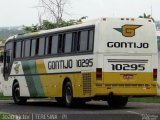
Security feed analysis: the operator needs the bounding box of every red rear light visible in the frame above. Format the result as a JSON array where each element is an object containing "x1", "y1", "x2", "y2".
[
  {"x1": 153, "y1": 69, "x2": 157, "y2": 80},
  {"x1": 96, "y1": 68, "x2": 102, "y2": 80}
]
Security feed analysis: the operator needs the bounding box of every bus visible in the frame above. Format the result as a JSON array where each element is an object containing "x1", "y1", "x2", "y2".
[{"x1": 1, "y1": 18, "x2": 158, "y2": 108}]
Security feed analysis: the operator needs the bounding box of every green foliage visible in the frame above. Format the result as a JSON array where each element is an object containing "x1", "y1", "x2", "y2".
[
  {"x1": 0, "y1": 38, "x2": 5, "y2": 43},
  {"x1": 139, "y1": 13, "x2": 155, "y2": 22},
  {"x1": 23, "y1": 24, "x2": 41, "y2": 33},
  {"x1": 23, "y1": 16, "x2": 88, "y2": 33},
  {"x1": 0, "y1": 93, "x2": 12, "y2": 100},
  {"x1": 41, "y1": 20, "x2": 57, "y2": 30},
  {"x1": 129, "y1": 97, "x2": 160, "y2": 103}
]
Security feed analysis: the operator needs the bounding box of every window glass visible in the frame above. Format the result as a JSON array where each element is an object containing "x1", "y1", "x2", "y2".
[
  {"x1": 58, "y1": 34, "x2": 64, "y2": 53},
  {"x1": 13, "y1": 42, "x2": 16, "y2": 58},
  {"x1": 72, "y1": 32, "x2": 77, "y2": 52},
  {"x1": 158, "y1": 36, "x2": 160, "y2": 52},
  {"x1": 31, "y1": 39, "x2": 36, "y2": 57},
  {"x1": 88, "y1": 30, "x2": 94, "y2": 51},
  {"x1": 21, "y1": 41, "x2": 24, "y2": 57},
  {"x1": 64, "y1": 33, "x2": 72, "y2": 53},
  {"x1": 51, "y1": 35, "x2": 58, "y2": 54},
  {"x1": 35, "y1": 38, "x2": 39, "y2": 55},
  {"x1": 38, "y1": 37, "x2": 45, "y2": 56},
  {"x1": 79, "y1": 31, "x2": 88, "y2": 51},
  {"x1": 15, "y1": 41, "x2": 22, "y2": 58},
  {"x1": 6, "y1": 42, "x2": 13, "y2": 50},
  {"x1": 24, "y1": 40, "x2": 31, "y2": 57},
  {"x1": 48, "y1": 36, "x2": 52, "y2": 54},
  {"x1": 45, "y1": 36, "x2": 52, "y2": 55}
]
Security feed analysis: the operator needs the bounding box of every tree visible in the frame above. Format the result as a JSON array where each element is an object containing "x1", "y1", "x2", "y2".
[
  {"x1": 23, "y1": 24, "x2": 41, "y2": 33},
  {"x1": 139, "y1": 13, "x2": 155, "y2": 22},
  {"x1": 38, "y1": 0, "x2": 69, "y2": 27},
  {"x1": 23, "y1": 16, "x2": 87, "y2": 33},
  {"x1": 24, "y1": 0, "x2": 88, "y2": 33}
]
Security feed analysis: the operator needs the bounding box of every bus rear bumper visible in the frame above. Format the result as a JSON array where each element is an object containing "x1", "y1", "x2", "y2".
[{"x1": 92, "y1": 84, "x2": 158, "y2": 97}]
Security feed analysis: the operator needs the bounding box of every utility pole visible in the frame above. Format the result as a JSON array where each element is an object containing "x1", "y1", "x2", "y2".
[{"x1": 150, "y1": 0, "x2": 153, "y2": 17}]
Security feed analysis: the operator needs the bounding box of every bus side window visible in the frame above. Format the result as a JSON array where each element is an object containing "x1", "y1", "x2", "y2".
[
  {"x1": 79, "y1": 30, "x2": 88, "y2": 52},
  {"x1": 31, "y1": 39, "x2": 36, "y2": 57},
  {"x1": 64, "y1": 33, "x2": 72, "y2": 53},
  {"x1": 21, "y1": 41, "x2": 24, "y2": 58},
  {"x1": 72, "y1": 32, "x2": 78, "y2": 52},
  {"x1": 58, "y1": 34, "x2": 65, "y2": 53},
  {"x1": 5, "y1": 41, "x2": 13, "y2": 60},
  {"x1": 35, "y1": 38, "x2": 39, "y2": 55},
  {"x1": 24, "y1": 39, "x2": 31, "y2": 57},
  {"x1": 38, "y1": 37, "x2": 45, "y2": 56},
  {"x1": 51, "y1": 35, "x2": 58, "y2": 54},
  {"x1": 45, "y1": 36, "x2": 52, "y2": 55},
  {"x1": 6, "y1": 42, "x2": 13, "y2": 51},
  {"x1": 15, "y1": 41, "x2": 22, "y2": 58},
  {"x1": 88, "y1": 30, "x2": 94, "y2": 51},
  {"x1": 77, "y1": 31, "x2": 81, "y2": 51}
]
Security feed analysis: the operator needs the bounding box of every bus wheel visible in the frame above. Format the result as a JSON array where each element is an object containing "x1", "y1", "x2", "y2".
[
  {"x1": 107, "y1": 96, "x2": 128, "y2": 108},
  {"x1": 63, "y1": 82, "x2": 74, "y2": 107},
  {"x1": 12, "y1": 82, "x2": 27, "y2": 105}
]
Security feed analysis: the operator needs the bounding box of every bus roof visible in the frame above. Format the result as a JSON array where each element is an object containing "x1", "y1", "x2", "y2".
[
  {"x1": 6, "y1": 17, "x2": 154, "y2": 43},
  {"x1": 6, "y1": 19, "x2": 100, "y2": 43}
]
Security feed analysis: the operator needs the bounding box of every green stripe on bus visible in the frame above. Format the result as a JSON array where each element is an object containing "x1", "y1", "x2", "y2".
[
  {"x1": 29, "y1": 60, "x2": 44, "y2": 97},
  {"x1": 22, "y1": 61, "x2": 37, "y2": 96},
  {"x1": 22, "y1": 60, "x2": 44, "y2": 97}
]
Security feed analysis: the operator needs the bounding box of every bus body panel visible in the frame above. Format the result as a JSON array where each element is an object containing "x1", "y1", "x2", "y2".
[
  {"x1": 3, "y1": 54, "x2": 97, "y2": 97},
  {"x1": 98, "y1": 18, "x2": 157, "y2": 54}
]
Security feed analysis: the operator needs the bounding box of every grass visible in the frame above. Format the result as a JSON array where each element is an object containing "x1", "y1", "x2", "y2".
[
  {"x1": 0, "y1": 93, "x2": 12, "y2": 100},
  {"x1": 129, "y1": 96, "x2": 160, "y2": 103},
  {"x1": 0, "y1": 112, "x2": 15, "y2": 120}
]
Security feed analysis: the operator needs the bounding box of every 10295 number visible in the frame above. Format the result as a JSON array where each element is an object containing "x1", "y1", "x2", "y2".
[{"x1": 111, "y1": 64, "x2": 145, "y2": 71}]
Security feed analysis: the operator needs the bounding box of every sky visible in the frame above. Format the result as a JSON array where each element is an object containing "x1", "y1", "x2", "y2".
[{"x1": 0, "y1": 0, "x2": 159, "y2": 27}]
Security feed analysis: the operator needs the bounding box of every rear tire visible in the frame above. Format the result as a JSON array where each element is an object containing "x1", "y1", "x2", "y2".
[
  {"x1": 107, "y1": 96, "x2": 128, "y2": 108},
  {"x1": 12, "y1": 82, "x2": 27, "y2": 105},
  {"x1": 63, "y1": 82, "x2": 74, "y2": 107}
]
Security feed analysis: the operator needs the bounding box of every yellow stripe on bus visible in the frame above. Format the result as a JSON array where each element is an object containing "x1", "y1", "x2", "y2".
[
  {"x1": 36, "y1": 59, "x2": 63, "y2": 97},
  {"x1": 36, "y1": 59, "x2": 50, "y2": 96}
]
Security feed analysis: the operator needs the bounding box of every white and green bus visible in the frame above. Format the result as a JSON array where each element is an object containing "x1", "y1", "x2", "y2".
[{"x1": 1, "y1": 18, "x2": 158, "y2": 108}]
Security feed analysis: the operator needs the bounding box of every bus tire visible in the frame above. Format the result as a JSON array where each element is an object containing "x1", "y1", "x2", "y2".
[
  {"x1": 63, "y1": 81, "x2": 74, "y2": 107},
  {"x1": 12, "y1": 82, "x2": 27, "y2": 105},
  {"x1": 107, "y1": 96, "x2": 128, "y2": 108}
]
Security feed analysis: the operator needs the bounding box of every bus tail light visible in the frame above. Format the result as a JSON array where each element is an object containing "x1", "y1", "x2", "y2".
[
  {"x1": 153, "y1": 69, "x2": 157, "y2": 81},
  {"x1": 96, "y1": 68, "x2": 102, "y2": 80}
]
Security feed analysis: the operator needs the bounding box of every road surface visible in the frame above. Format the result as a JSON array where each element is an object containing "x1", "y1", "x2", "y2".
[{"x1": 0, "y1": 100, "x2": 159, "y2": 120}]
